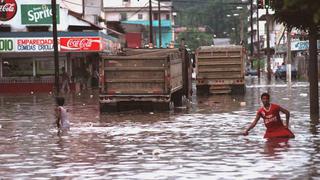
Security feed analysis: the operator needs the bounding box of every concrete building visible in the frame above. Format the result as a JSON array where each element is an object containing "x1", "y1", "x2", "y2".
[
  {"x1": 0, "y1": 0, "x2": 120, "y2": 93},
  {"x1": 247, "y1": 4, "x2": 320, "y2": 79},
  {"x1": 104, "y1": 0, "x2": 175, "y2": 48}
]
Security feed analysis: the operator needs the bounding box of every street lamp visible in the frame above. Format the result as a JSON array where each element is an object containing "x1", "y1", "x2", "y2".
[{"x1": 226, "y1": 13, "x2": 242, "y2": 44}]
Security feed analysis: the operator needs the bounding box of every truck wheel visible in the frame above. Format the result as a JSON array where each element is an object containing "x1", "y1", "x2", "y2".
[
  {"x1": 172, "y1": 90, "x2": 183, "y2": 107},
  {"x1": 232, "y1": 85, "x2": 246, "y2": 94},
  {"x1": 196, "y1": 85, "x2": 209, "y2": 95},
  {"x1": 153, "y1": 102, "x2": 170, "y2": 111},
  {"x1": 99, "y1": 103, "x2": 118, "y2": 113}
]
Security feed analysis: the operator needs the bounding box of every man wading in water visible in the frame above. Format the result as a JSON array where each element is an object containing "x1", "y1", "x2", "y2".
[{"x1": 243, "y1": 93, "x2": 295, "y2": 139}]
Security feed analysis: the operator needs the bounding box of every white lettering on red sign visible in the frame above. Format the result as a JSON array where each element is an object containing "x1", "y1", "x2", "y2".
[
  {"x1": 0, "y1": 3, "x2": 15, "y2": 12},
  {"x1": 60, "y1": 37, "x2": 101, "y2": 51},
  {"x1": 66, "y1": 38, "x2": 92, "y2": 49}
]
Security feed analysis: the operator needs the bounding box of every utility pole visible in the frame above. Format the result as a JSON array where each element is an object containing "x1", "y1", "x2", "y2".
[
  {"x1": 266, "y1": 8, "x2": 271, "y2": 81},
  {"x1": 286, "y1": 29, "x2": 292, "y2": 85},
  {"x1": 257, "y1": 1, "x2": 260, "y2": 78},
  {"x1": 51, "y1": 0, "x2": 59, "y2": 95},
  {"x1": 240, "y1": 14, "x2": 244, "y2": 44},
  {"x1": 250, "y1": 0, "x2": 254, "y2": 68},
  {"x1": 149, "y1": 0, "x2": 153, "y2": 47},
  {"x1": 309, "y1": 26, "x2": 319, "y2": 121},
  {"x1": 82, "y1": 0, "x2": 85, "y2": 17},
  {"x1": 158, "y1": 0, "x2": 162, "y2": 48}
]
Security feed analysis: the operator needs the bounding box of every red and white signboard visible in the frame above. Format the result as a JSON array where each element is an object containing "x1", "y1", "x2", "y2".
[
  {"x1": 60, "y1": 37, "x2": 101, "y2": 52},
  {"x1": 1, "y1": 36, "x2": 108, "y2": 53},
  {"x1": 0, "y1": 0, "x2": 17, "y2": 21}
]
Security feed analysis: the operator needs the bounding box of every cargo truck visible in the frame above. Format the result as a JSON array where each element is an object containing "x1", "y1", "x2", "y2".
[
  {"x1": 196, "y1": 45, "x2": 246, "y2": 94},
  {"x1": 99, "y1": 48, "x2": 191, "y2": 112}
]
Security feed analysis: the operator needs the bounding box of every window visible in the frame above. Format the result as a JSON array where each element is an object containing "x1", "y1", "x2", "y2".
[
  {"x1": 0, "y1": 25, "x2": 11, "y2": 32},
  {"x1": 153, "y1": 13, "x2": 159, "y2": 20},
  {"x1": 27, "y1": 26, "x2": 50, "y2": 32},
  {"x1": 120, "y1": 13, "x2": 127, "y2": 21},
  {"x1": 2, "y1": 59, "x2": 33, "y2": 77},
  {"x1": 138, "y1": 14, "x2": 143, "y2": 20},
  {"x1": 36, "y1": 60, "x2": 55, "y2": 75},
  {"x1": 166, "y1": 14, "x2": 170, "y2": 20}
]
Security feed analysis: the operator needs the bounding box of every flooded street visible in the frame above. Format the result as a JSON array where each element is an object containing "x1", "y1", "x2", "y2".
[{"x1": 0, "y1": 77, "x2": 319, "y2": 179}]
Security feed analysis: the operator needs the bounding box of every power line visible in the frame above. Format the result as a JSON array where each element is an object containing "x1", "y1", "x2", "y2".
[
  {"x1": 127, "y1": 2, "x2": 149, "y2": 19},
  {"x1": 61, "y1": 0, "x2": 100, "y2": 8}
]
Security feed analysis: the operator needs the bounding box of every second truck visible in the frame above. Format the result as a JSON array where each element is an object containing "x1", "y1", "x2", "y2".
[{"x1": 195, "y1": 45, "x2": 246, "y2": 95}]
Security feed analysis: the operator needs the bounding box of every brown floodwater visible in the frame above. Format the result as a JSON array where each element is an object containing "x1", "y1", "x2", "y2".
[{"x1": 0, "y1": 77, "x2": 319, "y2": 179}]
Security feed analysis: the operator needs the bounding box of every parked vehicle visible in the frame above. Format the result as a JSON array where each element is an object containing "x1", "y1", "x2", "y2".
[
  {"x1": 196, "y1": 45, "x2": 246, "y2": 94},
  {"x1": 245, "y1": 68, "x2": 258, "y2": 76},
  {"x1": 274, "y1": 65, "x2": 298, "y2": 80},
  {"x1": 99, "y1": 48, "x2": 192, "y2": 112}
]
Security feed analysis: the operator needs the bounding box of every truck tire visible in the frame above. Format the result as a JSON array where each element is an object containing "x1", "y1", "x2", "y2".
[
  {"x1": 196, "y1": 85, "x2": 209, "y2": 95},
  {"x1": 153, "y1": 102, "x2": 170, "y2": 111},
  {"x1": 100, "y1": 103, "x2": 118, "y2": 113},
  {"x1": 172, "y1": 89, "x2": 183, "y2": 107},
  {"x1": 231, "y1": 85, "x2": 246, "y2": 94}
]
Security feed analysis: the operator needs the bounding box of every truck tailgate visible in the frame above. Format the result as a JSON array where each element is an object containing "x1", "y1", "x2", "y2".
[
  {"x1": 103, "y1": 56, "x2": 168, "y2": 94},
  {"x1": 196, "y1": 46, "x2": 244, "y2": 84}
]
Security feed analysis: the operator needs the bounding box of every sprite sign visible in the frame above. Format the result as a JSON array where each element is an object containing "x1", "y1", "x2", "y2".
[{"x1": 21, "y1": 4, "x2": 59, "y2": 25}]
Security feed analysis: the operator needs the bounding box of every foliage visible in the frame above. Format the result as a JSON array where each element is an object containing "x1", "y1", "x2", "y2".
[
  {"x1": 177, "y1": 28, "x2": 213, "y2": 51},
  {"x1": 173, "y1": 0, "x2": 249, "y2": 42},
  {"x1": 252, "y1": 58, "x2": 265, "y2": 69},
  {"x1": 272, "y1": 0, "x2": 320, "y2": 31}
]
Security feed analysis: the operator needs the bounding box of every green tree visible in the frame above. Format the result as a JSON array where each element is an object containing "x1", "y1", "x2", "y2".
[
  {"x1": 177, "y1": 28, "x2": 213, "y2": 51},
  {"x1": 173, "y1": 0, "x2": 248, "y2": 44},
  {"x1": 272, "y1": 0, "x2": 320, "y2": 120}
]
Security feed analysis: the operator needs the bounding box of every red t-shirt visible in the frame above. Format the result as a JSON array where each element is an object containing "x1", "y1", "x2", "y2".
[{"x1": 257, "y1": 103, "x2": 295, "y2": 139}]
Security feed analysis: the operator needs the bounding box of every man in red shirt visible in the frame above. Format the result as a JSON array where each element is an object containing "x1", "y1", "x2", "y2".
[{"x1": 243, "y1": 93, "x2": 295, "y2": 138}]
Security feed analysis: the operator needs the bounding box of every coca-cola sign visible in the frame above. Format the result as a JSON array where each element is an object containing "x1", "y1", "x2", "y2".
[
  {"x1": 60, "y1": 37, "x2": 101, "y2": 52},
  {"x1": 0, "y1": 0, "x2": 17, "y2": 21}
]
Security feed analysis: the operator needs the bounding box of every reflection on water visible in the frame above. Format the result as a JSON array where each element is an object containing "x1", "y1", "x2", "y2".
[
  {"x1": 0, "y1": 78, "x2": 320, "y2": 179},
  {"x1": 263, "y1": 138, "x2": 291, "y2": 157}
]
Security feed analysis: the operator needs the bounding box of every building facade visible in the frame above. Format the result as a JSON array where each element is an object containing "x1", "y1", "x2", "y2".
[
  {"x1": 0, "y1": 0, "x2": 120, "y2": 93},
  {"x1": 104, "y1": 0, "x2": 174, "y2": 48},
  {"x1": 247, "y1": 4, "x2": 320, "y2": 79}
]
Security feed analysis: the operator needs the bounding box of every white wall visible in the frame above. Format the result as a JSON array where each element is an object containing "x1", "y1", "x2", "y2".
[
  {"x1": 3, "y1": 0, "x2": 95, "y2": 32},
  {"x1": 4, "y1": 0, "x2": 63, "y2": 31},
  {"x1": 106, "y1": 11, "x2": 172, "y2": 22},
  {"x1": 104, "y1": 0, "x2": 150, "y2": 8},
  {"x1": 61, "y1": 0, "x2": 82, "y2": 13}
]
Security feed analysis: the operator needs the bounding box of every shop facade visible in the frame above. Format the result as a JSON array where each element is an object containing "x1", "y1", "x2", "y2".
[
  {"x1": 0, "y1": 32, "x2": 120, "y2": 93},
  {"x1": 0, "y1": 0, "x2": 120, "y2": 93}
]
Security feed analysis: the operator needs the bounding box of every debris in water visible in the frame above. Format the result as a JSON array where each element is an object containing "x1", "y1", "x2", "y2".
[
  {"x1": 299, "y1": 93, "x2": 308, "y2": 97},
  {"x1": 152, "y1": 149, "x2": 162, "y2": 156},
  {"x1": 137, "y1": 149, "x2": 145, "y2": 155}
]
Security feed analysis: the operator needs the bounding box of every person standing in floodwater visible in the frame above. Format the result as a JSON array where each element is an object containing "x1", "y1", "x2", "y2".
[
  {"x1": 243, "y1": 92, "x2": 295, "y2": 138},
  {"x1": 55, "y1": 97, "x2": 70, "y2": 133},
  {"x1": 61, "y1": 67, "x2": 70, "y2": 93}
]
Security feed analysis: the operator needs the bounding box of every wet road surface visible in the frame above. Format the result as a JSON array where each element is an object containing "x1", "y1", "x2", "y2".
[{"x1": 0, "y1": 77, "x2": 319, "y2": 179}]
